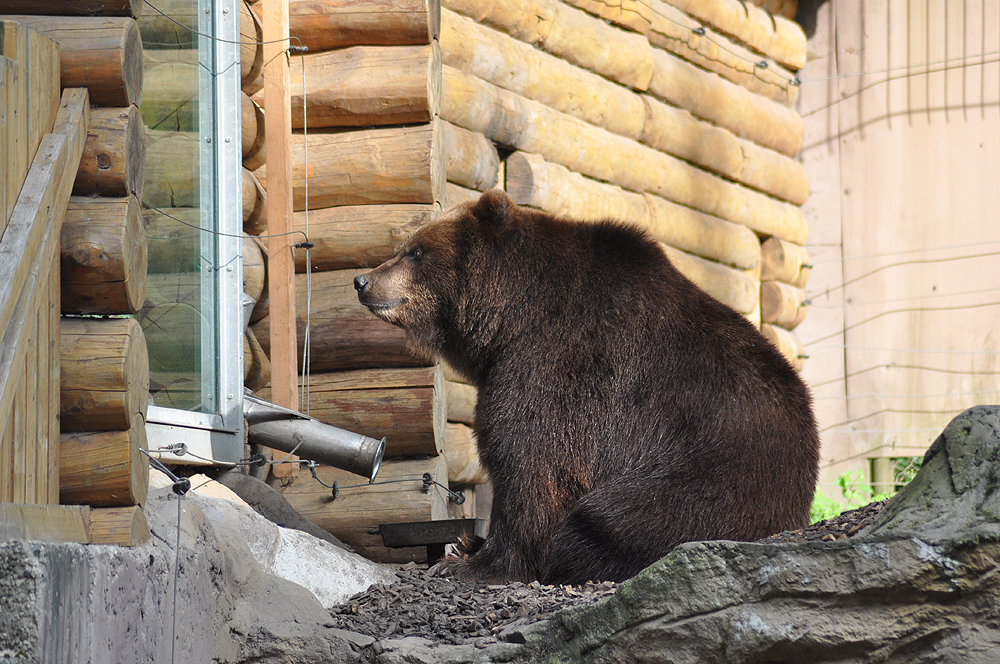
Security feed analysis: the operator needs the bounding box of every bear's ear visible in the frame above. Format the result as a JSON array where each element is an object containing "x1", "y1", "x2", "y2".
[{"x1": 470, "y1": 188, "x2": 512, "y2": 234}]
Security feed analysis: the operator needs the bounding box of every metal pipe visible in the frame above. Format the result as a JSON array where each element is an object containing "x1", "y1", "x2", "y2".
[{"x1": 244, "y1": 392, "x2": 385, "y2": 482}]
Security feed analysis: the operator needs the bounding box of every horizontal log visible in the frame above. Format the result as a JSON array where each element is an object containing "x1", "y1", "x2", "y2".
[
  {"x1": 443, "y1": 67, "x2": 807, "y2": 243},
  {"x1": 446, "y1": 380, "x2": 476, "y2": 426},
  {"x1": 761, "y1": 280, "x2": 808, "y2": 330},
  {"x1": 640, "y1": 95, "x2": 809, "y2": 205},
  {"x1": 242, "y1": 168, "x2": 268, "y2": 235},
  {"x1": 136, "y1": 0, "x2": 198, "y2": 48},
  {"x1": 666, "y1": 0, "x2": 806, "y2": 69},
  {"x1": 144, "y1": 206, "x2": 198, "y2": 274},
  {"x1": 659, "y1": 244, "x2": 759, "y2": 315},
  {"x1": 648, "y1": 46, "x2": 804, "y2": 157},
  {"x1": 255, "y1": 122, "x2": 444, "y2": 210},
  {"x1": 143, "y1": 131, "x2": 198, "y2": 209},
  {"x1": 262, "y1": 366, "x2": 445, "y2": 457},
  {"x1": 506, "y1": 151, "x2": 760, "y2": 269},
  {"x1": 242, "y1": 94, "x2": 266, "y2": 170},
  {"x1": 143, "y1": 272, "x2": 198, "y2": 309},
  {"x1": 61, "y1": 195, "x2": 147, "y2": 315},
  {"x1": 441, "y1": 8, "x2": 645, "y2": 140},
  {"x1": 278, "y1": 43, "x2": 441, "y2": 128},
  {"x1": 761, "y1": 323, "x2": 804, "y2": 371},
  {"x1": 88, "y1": 505, "x2": 151, "y2": 546},
  {"x1": 239, "y1": 0, "x2": 264, "y2": 93},
  {"x1": 564, "y1": 0, "x2": 799, "y2": 106},
  {"x1": 280, "y1": 456, "x2": 449, "y2": 564},
  {"x1": 442, "y1": 0, "x2": 654, "y2": 90},
  {"x1": 443, "y1": 182, "x2": 482, "y2": 209},
  {"x1": 264, "y1": 0, "x2": 440, "y2": 51},
  {"x1": 73, "y1": 105, "x2": 145, "y2": 198},
  {"x1": 244, "y1": 233, "x2": 265, "y2": 304},
  {"x1": 60, "y1": 316, "x2": 149, "y2": 432},
  {"x1": 1, "y1": 15, "x2": 143, "y2": 107},
  {"x1": 140, "y1": 62, "x2": 197, "y2": 132},
  {"x1": 761, "y1": 236, "x2": 811, "y2": 287},
  {"x1": 145, "y1": 372, "x2": 200, "y2": 411},
  {"x1": 0, "y1": 0, "x2": 143, "y2": 17},
  {"x1": 251, "y1": 269, "x2": 426, "y2": 372},
  {"x1": 292, "y1": 204, "x2": 434, "y2": 272},
  {"x1": 441, "y1": 120, "x2": 499, "y2": 191},
  {"x1": 643, "y1": 193, "x2": 760, "y2": 271},
  {"x1": 244, "y1": 328, "x2": 270, "y2": 392},
  {"x1": 60, "y1": 412, "x2": 148, "y2": 507},
  {"x1": 445, "y1": 422, "x2": 487, "y2": 485}
]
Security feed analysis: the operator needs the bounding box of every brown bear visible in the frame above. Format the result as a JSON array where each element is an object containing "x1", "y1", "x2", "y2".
[{"x1": 354, "y1": 189, "x2": 820, "y2": 585}]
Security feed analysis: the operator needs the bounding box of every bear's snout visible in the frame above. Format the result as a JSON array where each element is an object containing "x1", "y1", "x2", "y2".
[{"x1": 353, "y1": 274, "x2": 369, "y2": 295}]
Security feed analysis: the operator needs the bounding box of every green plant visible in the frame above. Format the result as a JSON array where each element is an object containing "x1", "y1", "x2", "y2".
[{"x1": 809, "y1": 470, "x2": 894, "y2": 524}]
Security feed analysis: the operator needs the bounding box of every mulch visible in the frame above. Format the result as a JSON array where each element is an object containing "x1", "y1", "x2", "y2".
[{"x1": 329, "y1": 501, "x2": 887, "y2": 647}]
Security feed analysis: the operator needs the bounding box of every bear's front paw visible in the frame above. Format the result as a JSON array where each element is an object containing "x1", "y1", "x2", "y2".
[{"x1": 427, "y1": 554, "x2": 466, "y2": 578}]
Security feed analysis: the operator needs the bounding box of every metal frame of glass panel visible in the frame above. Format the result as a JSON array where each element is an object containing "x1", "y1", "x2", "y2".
[{"x1": 147, "y1": 0, "x2": 244, "y2": 464}]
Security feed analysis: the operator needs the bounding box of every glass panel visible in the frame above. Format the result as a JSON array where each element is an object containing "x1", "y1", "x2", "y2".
[{"x1": 137, "y1": 0, "x2": 219, "y2": 413}]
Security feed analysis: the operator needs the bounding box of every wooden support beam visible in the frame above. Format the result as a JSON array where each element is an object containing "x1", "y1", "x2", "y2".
[
  {"x1": 263, "y1": 0, "x2": 299, "y2": 443},
  {"x1": 0, "y1": 15, "x2": 143, "y2": 107}
]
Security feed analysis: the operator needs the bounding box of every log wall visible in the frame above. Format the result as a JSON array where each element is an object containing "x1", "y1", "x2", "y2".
[{"x1": 253, "y1": 0, "x2": 812, "y2": 562}]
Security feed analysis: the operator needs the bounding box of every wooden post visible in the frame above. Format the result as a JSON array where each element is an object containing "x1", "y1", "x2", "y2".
[{"x1": 263, "y1": 0, "x2": 298, "y2": 476}]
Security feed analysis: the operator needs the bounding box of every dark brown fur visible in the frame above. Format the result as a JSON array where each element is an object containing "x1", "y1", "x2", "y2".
[{"x1": 355, "y1": 189, "x2": 820, "y2": 584}]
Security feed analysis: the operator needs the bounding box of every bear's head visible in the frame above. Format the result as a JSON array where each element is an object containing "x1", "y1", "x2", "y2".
[{"x1": 354, "y1": 188, "x2": 515, "y2": 375}]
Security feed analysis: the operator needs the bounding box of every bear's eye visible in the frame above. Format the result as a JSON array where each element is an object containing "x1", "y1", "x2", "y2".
[{"x1": 408, "y1": 247, "x2": 423, "y2": 260}]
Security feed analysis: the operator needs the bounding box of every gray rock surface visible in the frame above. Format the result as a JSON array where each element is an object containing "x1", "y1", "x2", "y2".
[{"x1": 362, "y1": 406, "x2": 1000, "y2": 663}]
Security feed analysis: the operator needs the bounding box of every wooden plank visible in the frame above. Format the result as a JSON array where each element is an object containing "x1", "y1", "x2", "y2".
[
  {"x1": 263, "y1": 0, "x2": 298, "y2": 478},
  {"x1": 46, "y1": 248, "x2": 60, "y2": 504},
  {"x1": 0, "y1": 504, "x2": 90, "y2": 543},
  {"x1": 250, "y1": 269, "x2": 427, "y2": 373},
  {"x1": 23, "y1": 285, "x2": 38, "y2": 503},
  {"x1": 1, "y1": 24, "x2": 29, "y2": 236}
]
